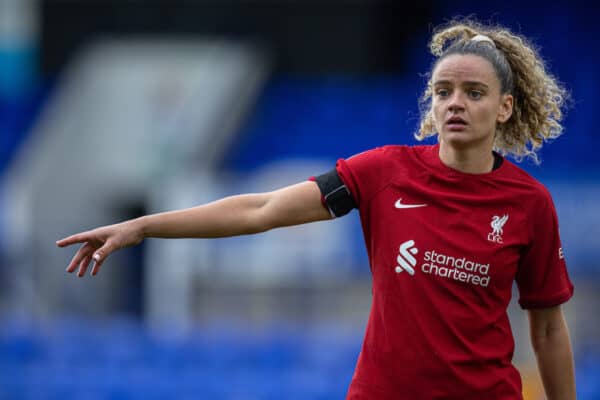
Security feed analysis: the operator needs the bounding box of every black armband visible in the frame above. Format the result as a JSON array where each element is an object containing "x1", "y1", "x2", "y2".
[{"x1": 314, "y1": 169, "x2": 357, "y2": 217}]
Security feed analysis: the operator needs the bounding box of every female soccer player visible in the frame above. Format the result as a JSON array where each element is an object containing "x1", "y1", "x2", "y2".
[{"x1": 57, "y1": 19, "x2": 575, "y2": 400}]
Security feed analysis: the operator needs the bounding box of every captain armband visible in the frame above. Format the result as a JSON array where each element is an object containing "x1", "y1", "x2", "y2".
[{"x1": 314, "y1": 169, "x2": 357, "y2": 218}]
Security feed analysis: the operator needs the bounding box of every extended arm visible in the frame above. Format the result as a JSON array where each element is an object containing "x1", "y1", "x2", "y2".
[
  {"x1": 527, "y1": 305, "x2": 576, "y2": 400},
  {"x1": 57, "y1": 181, "x2": 331, "y2": 277}
]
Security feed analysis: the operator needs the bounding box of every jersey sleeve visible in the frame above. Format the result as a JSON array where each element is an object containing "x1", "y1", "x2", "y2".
[
  {"x1": 335, "y1": 147, "x2": 388, "y2": 209},
  {"x1": 515, "y1": 189, "x2": 574, "y2": 309}
]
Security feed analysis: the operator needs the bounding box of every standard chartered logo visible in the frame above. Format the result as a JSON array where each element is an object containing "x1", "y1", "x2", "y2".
[
  {"x1": 395, "y1": 240, "x2": 418, "y2": 275},
  {"x1": 394, "y1": 240, "x2": 491, "y2": 287}
]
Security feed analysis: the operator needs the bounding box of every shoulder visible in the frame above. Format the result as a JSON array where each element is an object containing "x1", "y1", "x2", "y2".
[
  {"x1": 347, "y1": 144, "x2": 432, "y2": 163},
  {"x1": 501, "y1": 160, "x2": 555, "y2": 209},
  {"x1": 339, "y1": 144, "x2": 431, "y2": 180},
  {"x1": 378, "y1": 144, "x2": 433, "y2": 157},
  {"x1": 341, "y1": 144, "x2": 435, "y2": 180},
  {"x1": 337, "y1": 144, "x2": 431, "y2": 206}
]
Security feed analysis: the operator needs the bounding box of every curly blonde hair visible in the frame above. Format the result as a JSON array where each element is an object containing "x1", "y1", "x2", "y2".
[{"x1": 416, "y1": 18, "x2": 569, "y2": 163}]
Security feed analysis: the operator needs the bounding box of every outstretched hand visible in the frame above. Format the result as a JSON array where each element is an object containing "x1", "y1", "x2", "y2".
[{"x1": 56, "y1": 220, "x2": 144, "y2": 277}]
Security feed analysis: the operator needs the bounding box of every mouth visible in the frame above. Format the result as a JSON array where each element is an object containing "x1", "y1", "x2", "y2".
[{"x1": 445, "y1": 116, "x2": 468, "y2": 131}]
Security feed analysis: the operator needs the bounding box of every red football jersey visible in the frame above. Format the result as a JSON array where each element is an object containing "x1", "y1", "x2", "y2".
[{"x1": 334, "y1": 144, "x2": 574, "y2": 400}]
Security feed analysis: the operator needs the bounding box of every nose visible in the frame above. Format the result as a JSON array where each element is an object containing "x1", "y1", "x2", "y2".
[{"x1": 447, "y1": 91, "x2": 465, "y2": 113}]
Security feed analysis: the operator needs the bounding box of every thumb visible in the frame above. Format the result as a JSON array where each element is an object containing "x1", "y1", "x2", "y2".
[{"x1": 90, "y1": 241, "x2": 116, "y2": 276}]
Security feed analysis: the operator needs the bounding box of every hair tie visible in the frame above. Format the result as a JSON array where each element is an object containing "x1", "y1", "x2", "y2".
[{"x1": 471, "y1": 34, "x2": 496, "y2": 48}]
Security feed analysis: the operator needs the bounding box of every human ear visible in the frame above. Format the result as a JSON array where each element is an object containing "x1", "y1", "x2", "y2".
[{"x1": 497, "y1": 94, "x2": 513, "y2": 123}]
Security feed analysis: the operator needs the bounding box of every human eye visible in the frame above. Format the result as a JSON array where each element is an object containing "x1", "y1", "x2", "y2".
[
  {"x1": 468, "y1": 90, "x2": 483, "y2": 100},
  {"x1": 435, "y1": 88, "x2": 450, "y2": 98}
]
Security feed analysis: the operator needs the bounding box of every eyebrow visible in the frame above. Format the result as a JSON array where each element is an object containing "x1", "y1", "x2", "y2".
[{"x1": 433, "y1": 80, "x2": 490, "y2": 89}]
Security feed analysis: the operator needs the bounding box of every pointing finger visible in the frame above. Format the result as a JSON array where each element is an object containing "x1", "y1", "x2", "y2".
[
  {"x1": 57, "y1": 235, "x2": 87, "y2": 247},
  {"x1": 56, "y1": 232, "x2": 91, "y2": 248}
]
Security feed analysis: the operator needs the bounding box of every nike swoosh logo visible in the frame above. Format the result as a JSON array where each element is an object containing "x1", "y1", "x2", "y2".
[{"x1": 395, "y1": 198, "x2": 427, "y2": 209}]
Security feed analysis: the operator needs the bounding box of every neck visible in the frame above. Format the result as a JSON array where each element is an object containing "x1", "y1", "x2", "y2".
[{"x1": 438, "y1": 140, "x2": 495, "y2": 174}]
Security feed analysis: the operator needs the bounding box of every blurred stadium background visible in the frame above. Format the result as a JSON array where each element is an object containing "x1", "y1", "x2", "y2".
[{"x1": 0, "y1": 0, "x2": 598, "y2": 399}]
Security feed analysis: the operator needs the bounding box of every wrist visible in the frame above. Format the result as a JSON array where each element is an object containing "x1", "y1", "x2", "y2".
[{"x1": 131, "y1": 216, "x2": 150, "y2": 239}]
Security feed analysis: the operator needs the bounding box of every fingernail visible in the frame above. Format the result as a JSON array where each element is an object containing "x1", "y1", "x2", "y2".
[{"x1": 93, "y1": 254, "x2": 100, "y2": 262}]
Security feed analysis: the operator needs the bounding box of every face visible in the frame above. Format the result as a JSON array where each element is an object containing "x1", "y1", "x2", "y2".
[{"x1": 431, "y1": 54, "x2": 513, "y2": 150}]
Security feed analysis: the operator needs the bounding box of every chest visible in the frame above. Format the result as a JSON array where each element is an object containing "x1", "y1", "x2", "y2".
[{"x1": 362, "y1": 177, "x2": 529, "y2": 295}]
